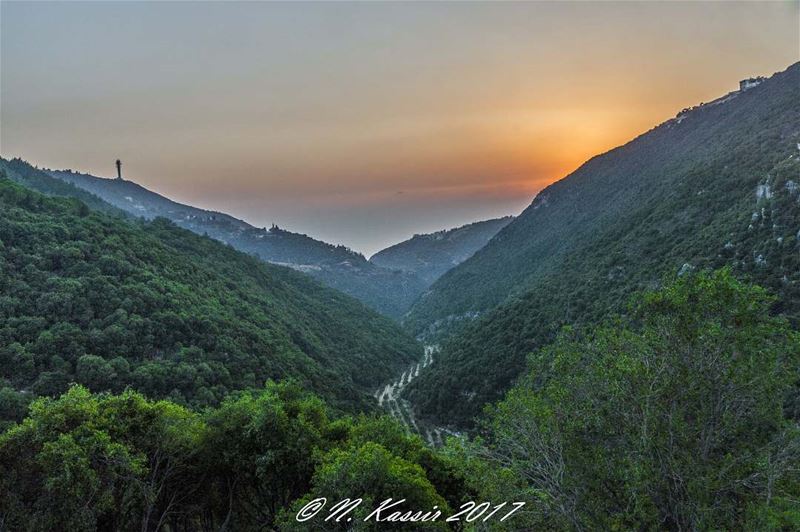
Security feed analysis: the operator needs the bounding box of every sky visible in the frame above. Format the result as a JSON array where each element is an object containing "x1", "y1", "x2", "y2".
[{"x1": 1, "y1": 1, "x2": 798, "y2": 255}]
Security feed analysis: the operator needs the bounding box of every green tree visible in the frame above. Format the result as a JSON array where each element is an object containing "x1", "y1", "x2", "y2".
[
  {"x1": 200, "y1": 381, "x2": 331, "y2": 529},
  {"x1": 76, "y1": 354, "x2": 118, "y2": 392},
  {"x1": 345, "y1": 416, "x2": 469, "y2": 510},
  {"x1": 0, "y1": 386, "x2": 30, "y2": 431},
  {"x1": 473, "y1": 270, "x2": 800, "y2": 530},
  {"x1": 279, "y1": 442, "x2": 450, "y2": 531},
  {"x1": 0, "y1": 387, "x2": 143, "y2": 530},
  {"x1": 0, "y1": 386, "x2": 204, "y2": 531}
]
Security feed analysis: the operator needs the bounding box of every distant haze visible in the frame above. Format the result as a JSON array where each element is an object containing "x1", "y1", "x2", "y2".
[{"x1": 1, "y1": 1, "x2": 797, "y2": 255}]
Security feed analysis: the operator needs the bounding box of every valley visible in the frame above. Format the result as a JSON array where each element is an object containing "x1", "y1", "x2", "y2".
[
  {"x1": 1, "y1": 18, "x2": 797, "y2": 524},
  {"x1": 373, "y1": 345, "x2": 453, "y2": 447},
  {"x1": 0, "y1": 177, "x2": 424, "y2": 412}
]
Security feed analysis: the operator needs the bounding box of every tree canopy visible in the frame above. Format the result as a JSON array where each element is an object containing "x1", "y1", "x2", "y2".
[
  {"x1": 455, "y1": 270, "x2": 800, "y2": 530},
  {"x1": 0, "y1": 382, "x2": 468, "y2": 531}
]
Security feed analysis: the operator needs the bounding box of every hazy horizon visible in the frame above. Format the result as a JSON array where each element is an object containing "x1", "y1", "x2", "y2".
[{"x1": 2, "y1": 1, "x2": 798, "y2": 255}]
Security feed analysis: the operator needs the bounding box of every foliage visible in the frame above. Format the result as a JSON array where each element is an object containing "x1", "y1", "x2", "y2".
[
  {"x1": 279, "y1": 442, "x2": 449, "y2": 531},
  {"x1": 199, "y1": 382, "x2": 332, "y2": 527},
  {"x1": 0, "y1": 386, "x2": 196, "y2": 531},
  {"x1": 3, "y1": 270, "x2": 795, "y2": 530},
  {"x1": 0, "y1": 383, "x2": 468, "y2": 531},
  {"x1": 0, "y1": 177, "x2": 421, "y2": 415},
  {"x1": 460, "y1": 270, "x2": 800, "y2": 530}
]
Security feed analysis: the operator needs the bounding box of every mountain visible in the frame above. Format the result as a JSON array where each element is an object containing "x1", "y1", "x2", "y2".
[
  {"x1": 0, "y1": 176, "x2": 423, "y2": 414},
  {"x1": 43, "y1": 167, "x2": 427, "y2": 318},
  {"x1": 370, "y1": 217, "x2": 513, "y2": 284},
  {"x1": 1, "y1": 157, "x2": 127, "y2": 217},
  {"x1": 404, "y1": 63, "x2": 800, "y2": 427}
]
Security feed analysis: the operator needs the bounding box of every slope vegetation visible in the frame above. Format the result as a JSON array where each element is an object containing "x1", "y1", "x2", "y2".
[
  {"x1": 405, "y1": 63, "x2": 800, "y2": 427},
  {"x1": 0, "y1": 177, "x2": 422, "y2": 415}
]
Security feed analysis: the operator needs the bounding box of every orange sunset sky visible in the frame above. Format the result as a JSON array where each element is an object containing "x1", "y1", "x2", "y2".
[{"x1": 2, "y1": 1, "x2": 798, "y2": 254}]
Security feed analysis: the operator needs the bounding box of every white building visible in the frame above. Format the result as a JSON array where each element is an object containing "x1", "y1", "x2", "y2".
[{"x1": 739, "y1": 77, "x2": 765, "y2": 91}]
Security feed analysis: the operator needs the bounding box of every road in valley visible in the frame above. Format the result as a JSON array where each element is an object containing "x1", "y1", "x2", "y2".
[{"x1": 374, "y1": 345, "x2": 455, "y2": 446}]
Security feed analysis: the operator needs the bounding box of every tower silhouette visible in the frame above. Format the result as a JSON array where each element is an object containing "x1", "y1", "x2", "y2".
[{"x1": 116, "y1": 159, "x2": 122, "y2": 180}]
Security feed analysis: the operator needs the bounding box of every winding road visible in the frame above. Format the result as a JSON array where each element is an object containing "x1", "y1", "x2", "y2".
[{"x1": 374, "y1": 345, "x2": 452, "y2": 446}]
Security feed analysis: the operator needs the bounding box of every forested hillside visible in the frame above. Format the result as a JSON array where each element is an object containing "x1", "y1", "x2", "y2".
[
  {"x1": 2, "y1": 273, "x2": 796, "y2": 530},
  {"x1": 44, "y1": 166, "x2": 427, "y2": 318},
  {"x1": 405, "y1": 63, "x2": 800, "y2": 427},
  {"x1": 370, "y1": 217, "x2": 513, "y2": 284},
  {"x1": 1, "y1": 158, "x2": 125, "y2": 217},
  {"x1": 0, "y1": 177, "x2": 422, "y2": 421}
]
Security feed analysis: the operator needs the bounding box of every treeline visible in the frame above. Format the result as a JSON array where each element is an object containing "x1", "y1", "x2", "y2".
[{"x1": 0, "y1": 158, "x2": 126, "y2": 217}]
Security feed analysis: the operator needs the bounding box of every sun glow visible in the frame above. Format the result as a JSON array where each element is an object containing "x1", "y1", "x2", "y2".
[{"x1": 2, "y1": 0, "x2": 797, "y2": 253}]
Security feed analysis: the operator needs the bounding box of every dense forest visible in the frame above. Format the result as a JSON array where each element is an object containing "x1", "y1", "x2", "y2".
[
  {"x1": 2, "y1": 271, "x2": 797, "y2": 530},
  {"x1": 0, "y1": 177, "x2": 421, "y2": 421},
  {"x1": 404, "y1": 62, "x2": 800, "y2": 428},
  {"x1": 0, "y1": 381, "x2": 467, "y2": 531}
]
